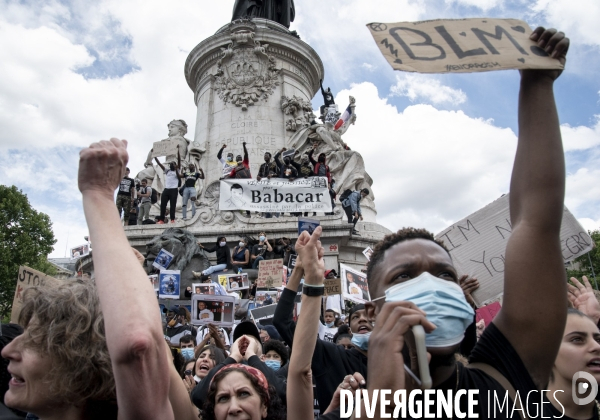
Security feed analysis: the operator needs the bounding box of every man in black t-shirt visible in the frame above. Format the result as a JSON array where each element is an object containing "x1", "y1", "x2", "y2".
[
  {"x1": 363, "y1": 28, "x2": 570, "y2": 419},
  {"x1": 115, "y1": 167, "x2": 134, "y2": 226},
  {"x1": 251, "y1": 232, "x2": 273, "y2": 269}
]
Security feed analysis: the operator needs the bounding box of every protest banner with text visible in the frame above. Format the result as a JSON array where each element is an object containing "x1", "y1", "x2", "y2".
[
  {"x1": 219, "y1": 177, "x2": 331, "y2": 212},
  {"x1": 367, "y1": 18, "x2": 564, "y2": 74},
  {"x1": 435, "y1": 194, "x2": 593, "y2": 306},
  {"x1": 256, "y1": 259, "x2": 284, "y2": 288},
  {"x1": 151, "y1": 140, "x2": 179, "y2": 158},
  {"x1": 12, "y1": 266, "x2": 60, "y2": 323}
]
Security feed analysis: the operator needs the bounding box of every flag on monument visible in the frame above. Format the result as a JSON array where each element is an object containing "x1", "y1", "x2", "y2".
[{"x1": 334, "y1": 104, "x2": 353, "y2": 131}]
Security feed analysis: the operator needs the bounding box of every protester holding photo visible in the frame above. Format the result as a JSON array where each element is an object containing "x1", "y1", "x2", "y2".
[
  {"x1": 363, "y1": 27, "x2": 570, "y2": 418},
  {"x1": 179, "y1": 163, "x2": 204, "y2": 220},
  {"x1": 154, "y1": 145, "x2": 181, "y2": 224}
]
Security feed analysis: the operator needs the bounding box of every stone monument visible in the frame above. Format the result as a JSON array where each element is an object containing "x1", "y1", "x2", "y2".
[{"x1": 125, "y1": 12, "x2": 392, "y2": 299}]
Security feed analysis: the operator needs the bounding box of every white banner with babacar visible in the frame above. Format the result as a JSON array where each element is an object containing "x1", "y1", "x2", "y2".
[{"x1": 219, "y1": 177, "x2": 331, "y2": 212}]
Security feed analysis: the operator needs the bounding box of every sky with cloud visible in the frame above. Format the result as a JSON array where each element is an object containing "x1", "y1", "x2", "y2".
[{"x1": 1, "y1": 0, "x2": 598, "y2": 257}]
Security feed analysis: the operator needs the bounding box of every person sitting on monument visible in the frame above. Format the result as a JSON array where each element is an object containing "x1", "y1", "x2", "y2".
[
  {"x1": 179, "y1": 162, "x2": 204, "y2": 220},
  {"x1": 251, "y1": 232, "x2": 273, "y2": 269},
  {"x1": 154, "y1": 145, "x2": 181, "y2": 224},
  {"x1": 341, "y1": 188, "x2": 369, "y2": 236},
  {"x1": 257, "y1": 151, "x2": 280, "y2": 181},
  {"x1": 217, "y1": 144, "x2": 237, "y2": 178},
  {"x1": 195, "y1": 236, "x2": 233, "y2": 276},
  {"x1": 231, "y1": 238, "x2": 250, "y2": 270}
]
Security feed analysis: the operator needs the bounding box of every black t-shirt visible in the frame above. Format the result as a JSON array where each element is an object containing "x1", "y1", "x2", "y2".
[
  {"x1": 183, "y1": 171, "x2": 201, "y2": 188},
  {"x1": 117, "y1": 177, "x2": 134, "y2": 196},
  {"x1": 252, "y1": 244, "x2": 267, "y2": 259}
]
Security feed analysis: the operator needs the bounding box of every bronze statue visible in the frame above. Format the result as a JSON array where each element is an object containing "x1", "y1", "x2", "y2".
[{"x1": 232, "y1": 0, "x2": 295, "y2": 28}]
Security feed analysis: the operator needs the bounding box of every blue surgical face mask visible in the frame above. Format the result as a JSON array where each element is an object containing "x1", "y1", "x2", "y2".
[
  {"x1": 219, "y1": 241, "x2": 226, "y2": 247},
  {"x1": 325, "y1": 321, "x2": 335, "y2": 328},
  {"x1": 264, "y1": 359, "x2": 281, "y2": 371},
  {"x1": 181, "y1": 348, "x2": 195, "y2": 361},
  {"x1": 351, "y1": 332, "x2": 371, "y2": 351},
  {"x1": 259, "y1": 236, "x2": 266, "y2": 242},
  {"x1": 383, "y1": 272, "x2": 474, "y2": 348}
]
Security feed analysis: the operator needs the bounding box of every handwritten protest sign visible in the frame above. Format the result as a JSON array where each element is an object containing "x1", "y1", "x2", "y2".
[
  {"x1": 340, "y1": 264, "x2": 370, "y2": 303},
  {"x1": 367, "y1": 18, "x2": 563, "y2": 74},
  {"x1": 12, "y1": 266, "x2": 59, "y2": 323},
  {"x1": 151, "y1": 140, "x2": 179, "y2": 158},
  {"x1": 324, "y1": 278, "x2": 342, "y2": 296},
  {"x1": 219, "y1": 177, "x2": 331, "y2": 213},
  {"x1": 435, "y1": 194, "x2": 593, "y2": 306},
  {"x1": 256, "y1": 259, "x2": 284, "y2": 288}
]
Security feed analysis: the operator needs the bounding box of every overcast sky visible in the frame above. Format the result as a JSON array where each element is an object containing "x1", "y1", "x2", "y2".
[{"x1": 1, "y1": 0, "x2": 598, "y2": 257}]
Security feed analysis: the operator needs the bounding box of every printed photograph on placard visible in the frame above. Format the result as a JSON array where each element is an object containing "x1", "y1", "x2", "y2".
[
  {"x1": 256, "y1": 290, "x2": 278, "y2": 306},
  {"x1": 192, "y1": 283, "x2": 216, "y2": 295},
  {"x1": 298, "y1": 217, "x2": 320, "y2": 235},
  {"x1": 340, "y1": 263, "x2": 370, "y2": 303},
  {"x1": 191, "y1": 294, "x2": 235, "y2": 327},
  {"x1": 152, "y1": 248, "x2": 174, "y2": 271},
  {"x1": 70, "y1": 244, "x2": 90, "y2": 259},
  {"x1": 149, "y1": 274, "x2": 159, "y2": 291},
  {"x1": 362, "y1": 246, "x2": 373, "y2": 261},
  {"x1": 158, "y1": 270, "x2": 180, "y2": 299},
  {"x1": 227, "y1": 273, "x2": 249, "y2": 291}
]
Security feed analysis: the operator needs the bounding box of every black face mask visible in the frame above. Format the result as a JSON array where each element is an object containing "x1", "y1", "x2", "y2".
[
  {"x1": 284, "y1": 158, "x2": 291, "y2": 165},
  {"x1": 318, "y1": 156, "x2": 325, "y2": 163},
  {"x1": 169, "y1": 164, "x2": 176, "y2": 171}
]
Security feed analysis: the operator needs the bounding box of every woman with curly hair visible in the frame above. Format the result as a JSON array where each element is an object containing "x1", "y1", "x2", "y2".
[
  {"x1": 1, "y1": 279, "x2": 117, "y2": 420},
  {"x1": 201, "y1": 364, "x2": 285, "y2": 420}
]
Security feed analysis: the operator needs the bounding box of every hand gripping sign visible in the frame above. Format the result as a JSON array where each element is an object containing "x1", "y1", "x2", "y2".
[{"x1": 367, "y1": 18, "x2": 564, "y2": 74}]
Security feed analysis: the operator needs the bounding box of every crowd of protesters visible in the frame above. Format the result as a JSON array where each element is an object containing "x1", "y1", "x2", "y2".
[{"x1": 5, "y1": 26, "x2": 600, "y2": 420}]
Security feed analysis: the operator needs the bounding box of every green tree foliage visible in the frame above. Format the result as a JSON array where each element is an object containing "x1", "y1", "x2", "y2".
[
  {"x1": 0, "y1": 186, "x2": 56, "y2": 319},
  {"x1": 567, "y1": 229, "x2": 600, "y2": 288}
]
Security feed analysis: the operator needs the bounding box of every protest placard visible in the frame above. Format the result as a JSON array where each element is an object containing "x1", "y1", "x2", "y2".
[
  {"x1": 226, "y1": 273, "x2": 250, "y2": 291},
  {"x1": 288, "y1": 254, "x2": 298, "y2": 269},
  {"x1": 217, "y1": 275, "x2": 228, "y2": 289},
  {"x1": 476, "y1": 301, "x2": 502, "y2": 326},
  {"x1": 11, "y1": 266, "x2": 60, "y2": 323},
  {"x1": 256, "y1": 259, "x2": 284, "y2": 288},
  {"x1": 219, "y1": 177, "x2": 331, "y2": 213},
  {"x1": 340, "y1": 264, "x2": 370, "y2": 303},
  {"x1": 435, "y1": 194, "x2": 593, "y2": 306},
  {"x1": 153, "y1": 249, "x2": 174, "y2": 271},
  {"x1": 249, "y1": 303, "x2": 277, "y2": 322},
  {"x1": 70, "y1": 243, "x2": 90, "y2": 259},
  {"x1": 192, "y1": 294, "x2": 235, "y2": 327},
  {"x1": 255, "y1": 291, "x2": 278, "y2": 306},
  {"x1": 362, "y1": 247, "x2": 373, "y2": 261},
  {"x1": 324, "y1": 278, "x2": 342, "y2": 296},
  {"x1": 298, "y1": 217, "x2": 320, "y2": 235},
  {"x1": 158, "y1": 270, "x2": 180, "y2": 299},
  {"x1": 192, "y1": 283, "x2": 216, "y2": 295},
  {"x1": 149, "y1": 274, "x2": 159, "y2": 291},
  {"x1": 367, "y1": 18, "x2": 564, "y2": 74},
  {"x1": 151, "y1": 140, "x2": 179, "y2": 158}
]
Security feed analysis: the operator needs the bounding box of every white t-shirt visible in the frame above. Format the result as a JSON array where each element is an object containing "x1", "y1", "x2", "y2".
[
  {"x1": 165, "y1": 169, "x2": 179, "y2": 189},
  {"x1": 318, "y1": 322, "x2": 337, "y2": 343}
]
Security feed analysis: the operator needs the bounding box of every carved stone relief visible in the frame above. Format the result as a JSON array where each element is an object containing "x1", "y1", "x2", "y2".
[{"x1": 280, "y1": 95, "x2": 315, "y2": 132}]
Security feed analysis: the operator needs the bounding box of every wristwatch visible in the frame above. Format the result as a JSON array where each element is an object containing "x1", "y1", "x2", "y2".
[{"x1": 303, "y1": 284, "x2": 325, "y2": 296}]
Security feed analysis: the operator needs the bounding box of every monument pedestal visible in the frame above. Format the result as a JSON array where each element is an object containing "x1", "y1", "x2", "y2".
[{"x1": 123, "y1": 18, "x2": 392, "y2": 291}]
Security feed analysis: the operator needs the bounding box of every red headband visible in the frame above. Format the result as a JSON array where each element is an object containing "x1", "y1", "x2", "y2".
[{"x1": 210, "y1": 364, "x2": 269, "y2": 399}]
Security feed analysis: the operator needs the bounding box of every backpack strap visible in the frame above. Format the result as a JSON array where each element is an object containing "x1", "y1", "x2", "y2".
[{"x1": 468, "y1": 362, "x2": 528, "y2": 420}]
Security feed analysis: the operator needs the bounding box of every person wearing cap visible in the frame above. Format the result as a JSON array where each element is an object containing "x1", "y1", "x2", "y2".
[
  {"x1": 272, "y1": 250, "x2": 371, "y2": 409},
  {"x1": 165, "y1": 306, "x2": 197, "y2": 347},
  {"x1": 191, "y1": 321, "x2": 287, "y2": 409},
  {"x1": 258, "y1": 324, "x2": 281, "y2": 343}
]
